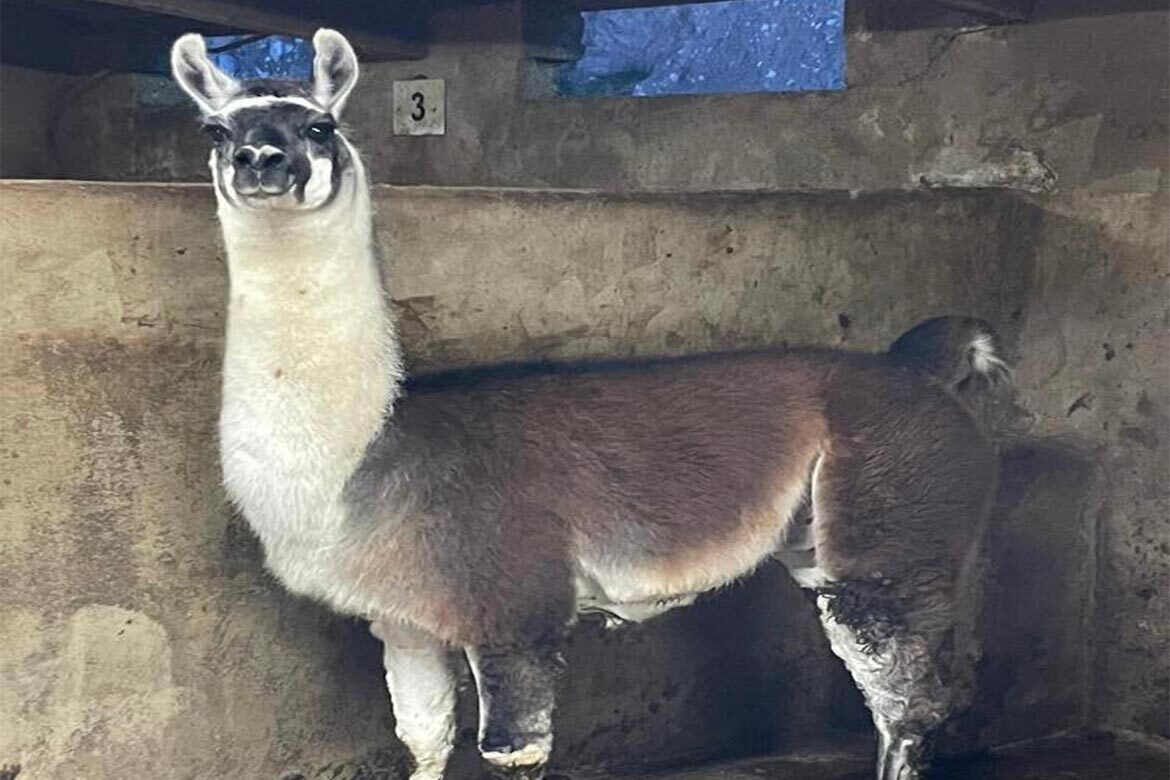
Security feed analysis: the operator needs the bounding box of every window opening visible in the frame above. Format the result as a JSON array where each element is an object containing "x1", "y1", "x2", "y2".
[
  {"x1": 205, "y1": 34, "x2": 314, "y2": 80},
  {"x1": 554, "y1": 0, "x2": 845, "y2": 98}
]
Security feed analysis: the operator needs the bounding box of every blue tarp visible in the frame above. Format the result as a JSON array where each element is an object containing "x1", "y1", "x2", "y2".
[
  {"x1": 207, "y1": 35, "x2": 313, "y2": 80},
  {"x1": 558, "y1": 0, "x2": 845, "y2": 97},
  {"x1": 205, "y1": 0, "x2": 845, "y2": 97}
]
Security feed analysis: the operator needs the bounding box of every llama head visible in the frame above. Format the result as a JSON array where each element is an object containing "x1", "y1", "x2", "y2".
[{"x1": 171, "y1": 29, "x2": 360, "y2": 211}]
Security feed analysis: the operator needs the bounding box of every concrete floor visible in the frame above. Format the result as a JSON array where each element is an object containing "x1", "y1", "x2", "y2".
[{"x1": 585, "y1": 734, "x2": 1169, "y2": 780}]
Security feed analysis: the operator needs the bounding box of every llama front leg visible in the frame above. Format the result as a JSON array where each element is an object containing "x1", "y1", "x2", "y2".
[
  {"x1": 465, "y1": 642, "x2": 564, "y2": 779},
  {"x1": 369, "y1": 620, "x2": 457, "y2": 780}
]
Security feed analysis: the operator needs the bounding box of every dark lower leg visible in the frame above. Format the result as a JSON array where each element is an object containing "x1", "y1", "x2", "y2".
[
  {"x1": 815, "y1": 584, "x2": 959, "y2": 780},
  {"x1": 466, "y1": 641, "x2": 565, "y2": 779}
]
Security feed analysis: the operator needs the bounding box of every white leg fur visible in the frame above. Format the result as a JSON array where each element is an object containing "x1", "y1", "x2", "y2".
[{"x1": 370, "y1": 621, "x2": 457, "y2": 780}]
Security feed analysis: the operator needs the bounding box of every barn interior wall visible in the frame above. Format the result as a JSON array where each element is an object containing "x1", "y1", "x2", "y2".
[{"x1": 0, "y1": 4, "x2": 1165, "y2": 778}]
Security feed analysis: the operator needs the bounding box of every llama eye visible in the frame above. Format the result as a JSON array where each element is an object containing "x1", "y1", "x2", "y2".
[
  {"x1": 307, "y1": 122, "x2": 335, "y2": 142},
  {"x1": 202, "y1": 124, "x2": 229, "y2": 145}
]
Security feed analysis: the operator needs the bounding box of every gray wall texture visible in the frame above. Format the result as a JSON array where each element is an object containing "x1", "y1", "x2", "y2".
[
  {"x1": 3, "y1": 181, "x2": 1165, "y2": 778},
  {"x1": 0, "y1": 4, "x2": 1167, "y2": 779},
  {"x1": 3, "y1": 9, "x2": 1166, "y2": 198}
]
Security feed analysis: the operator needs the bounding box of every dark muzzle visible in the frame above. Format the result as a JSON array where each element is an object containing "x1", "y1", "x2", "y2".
[{"x1": 232, "y1": 144, "x2": 293, "y2": 196}]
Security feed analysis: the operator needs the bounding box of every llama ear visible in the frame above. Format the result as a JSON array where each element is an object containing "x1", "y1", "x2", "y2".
[
  {"x1": 312, "y1": 29, "x2": 359, "y2": 115},
  {"x1": 171, "y1": 33, "x2": 239, "y2": 114}
]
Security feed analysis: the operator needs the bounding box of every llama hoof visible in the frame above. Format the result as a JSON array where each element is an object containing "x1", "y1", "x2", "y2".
[
  {"x1": 487, "y1": 765, "x2": 547, "y2": 780},
  {"x1": 481, "y1": 742, "x2": 550, "y2": 768},
  {"x1": 878, "y1": 734, "x2": 926, "y2": 780},
  {"x1": 406, "y1": 754, "x2": 450, "y2": 780},
  {"x1": 407, "y1": 765, "x2": 446, "y2": 780},
  {"x1": 481, "y1": 737, "x2": 551, "y2": 780}
]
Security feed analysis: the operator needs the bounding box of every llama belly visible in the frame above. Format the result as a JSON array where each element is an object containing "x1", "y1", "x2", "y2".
[
  {"x1": 574, "y1": 574, "x2": 698, "y2": 627},
  {"x1": 572, "y1": 474, "x2": 811, "y2": 606}
]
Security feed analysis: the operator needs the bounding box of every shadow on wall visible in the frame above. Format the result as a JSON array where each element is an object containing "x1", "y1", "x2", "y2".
[{"x1": 953, "y1": 438, "x2": 1101, "y2": 751}]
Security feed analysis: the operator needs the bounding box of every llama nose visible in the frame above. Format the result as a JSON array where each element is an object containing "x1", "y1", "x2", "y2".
[{"x1": 233, "y1": 145, "x2": 287, "y2": 171}]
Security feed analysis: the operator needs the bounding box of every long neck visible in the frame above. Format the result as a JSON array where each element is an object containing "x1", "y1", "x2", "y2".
[{"x1": 216, "y1": 150, "x2": 402, "y2": 535}]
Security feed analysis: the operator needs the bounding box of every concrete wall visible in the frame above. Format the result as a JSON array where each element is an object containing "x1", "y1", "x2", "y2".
[
  {"x1": 1020, "y1": 191, "x2": 1169, "y2": 740},
  {"x1": 0, "y1": 66, "x2": 76, "y2": 178},
  {"x1": 7, "y1": 180, "x2": 1142, "y2": 779},
  {"x1": 354, "y1": 7, "x2": 1169, "y2": 195},
  {"x1": 4, "y1": 9, "x2": 1165, "y2": 200},
  {"x1": 1, "y1": 3, "x2": 1167, "y2": 775}
]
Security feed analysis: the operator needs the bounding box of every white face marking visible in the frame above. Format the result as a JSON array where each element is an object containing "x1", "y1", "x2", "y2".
[
  {"x1": 215, "y1": 94, "x2": 323, "y2": 116},
  {"x1": 210, "y1": 148, "x2": 304, "y2": 212},
  {"x1": 301, "y1": 150, "x2": 337, "y2": 209},
  {"x1": 206, "y1": 104, "x2": 348, "y2": 213}
]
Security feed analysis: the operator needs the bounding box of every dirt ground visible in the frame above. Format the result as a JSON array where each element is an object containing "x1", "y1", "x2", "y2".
[{"x1": 597, "y1": 734, "x2": 1169, "y2": 780}]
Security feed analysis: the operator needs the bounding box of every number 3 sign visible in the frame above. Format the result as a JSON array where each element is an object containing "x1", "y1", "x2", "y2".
[{"x1": 392, "y1": 78, "x2": 446, "y2": 136}]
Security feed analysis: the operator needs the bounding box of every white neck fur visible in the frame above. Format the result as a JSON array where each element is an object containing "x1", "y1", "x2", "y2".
[{"x1": 214, "y1": 139, "x2": 402, "y2": 575}]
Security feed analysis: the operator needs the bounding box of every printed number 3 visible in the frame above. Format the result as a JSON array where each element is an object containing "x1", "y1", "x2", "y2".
[{"x1": 411, "y1": 92, "x2": 426, "y2": 121}]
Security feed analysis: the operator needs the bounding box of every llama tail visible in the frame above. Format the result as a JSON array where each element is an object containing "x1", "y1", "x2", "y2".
[{"x1": 887, "y1": 316, "x2": 1013, "y2": 392}]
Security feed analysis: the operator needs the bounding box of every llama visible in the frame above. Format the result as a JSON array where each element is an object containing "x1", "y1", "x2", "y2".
[{"x1": 172, "y1": 30, "x2": 1009, "y2": 780}]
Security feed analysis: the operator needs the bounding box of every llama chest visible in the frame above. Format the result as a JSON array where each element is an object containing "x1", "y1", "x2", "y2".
[
  {"x1": 218, "y1": 294, "x2": 397, "y2": 612},
  {"x1": 219, "y1": 384, "x2": 352, "y2": 603},
  {"x1": 220, "y1": 426, "x2": 378, "y2": 614}
]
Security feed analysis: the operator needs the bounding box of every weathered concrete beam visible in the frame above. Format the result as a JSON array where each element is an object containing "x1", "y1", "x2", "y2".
[{"x1": 81, "y1": 0, "x2": 427, "y2": 59}]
